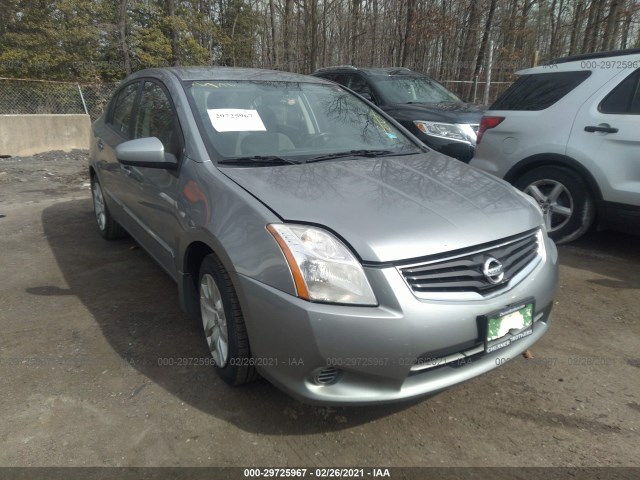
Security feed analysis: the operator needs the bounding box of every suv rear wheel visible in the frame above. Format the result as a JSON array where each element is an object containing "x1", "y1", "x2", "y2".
[{"x1": 514, "y1": 166, "x2": 595, "y2": 244}]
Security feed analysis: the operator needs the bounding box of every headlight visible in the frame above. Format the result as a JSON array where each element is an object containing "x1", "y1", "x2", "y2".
[
  {"x1": 413, "y1": 121, "x2": 472, "y2": 144},
  {"x1": 267, "y1": 224, "x2": 377, "y2": 306},
  {"x1": 535, "y1": 228, "x2": 547, "y2": 262}
]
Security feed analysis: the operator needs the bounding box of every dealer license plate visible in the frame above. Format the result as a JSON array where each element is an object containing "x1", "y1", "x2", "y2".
[{"x1": 484, "y1": 301, "x2": 534, "y2": 353}]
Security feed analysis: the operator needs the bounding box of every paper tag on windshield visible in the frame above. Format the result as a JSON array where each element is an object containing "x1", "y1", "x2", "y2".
[{"x1": 207, "y1": 109, "x2": 266, "y2": 132}]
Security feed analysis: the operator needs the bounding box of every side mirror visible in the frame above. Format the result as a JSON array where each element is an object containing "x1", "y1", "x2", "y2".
[{"x1": 116, "y1": 137, "x2": 178, "y2": 170}]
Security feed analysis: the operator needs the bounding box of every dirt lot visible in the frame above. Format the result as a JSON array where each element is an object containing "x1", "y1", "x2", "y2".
[{"x1": 0, "y1": 151, "x2": 639, "y2": 470}]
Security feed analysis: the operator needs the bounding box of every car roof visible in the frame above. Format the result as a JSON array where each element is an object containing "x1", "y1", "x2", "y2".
[
  {"x1": 314, "y1": 66, "x2": 425, "y2": 78},
  {"x1": 549, "y1": 48, "x2": 640, "y2": 65},
  {"x1": 517, "y1": 48, "x2": 640, "y2": 75},
  {"x1": 126, "y1": 66, "x2": 331, "y2": 84}
]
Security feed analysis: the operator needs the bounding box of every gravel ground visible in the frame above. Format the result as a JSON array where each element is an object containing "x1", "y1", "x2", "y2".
[
  {"x1": 0, "y1": 149, "x2": 90, "y2": 205},
  {"x1": 0, "y1": 151, "x2": 638, "y2": 473}
]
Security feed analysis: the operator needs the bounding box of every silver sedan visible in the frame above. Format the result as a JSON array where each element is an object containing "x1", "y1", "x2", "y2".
[{"x1": 89, "y1": 67, "x2": 558, "y2": 405}]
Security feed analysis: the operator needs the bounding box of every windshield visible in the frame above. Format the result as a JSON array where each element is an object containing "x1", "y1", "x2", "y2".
[
  {"x1": 186, "y1": 80, "x2": 419, "y2": 164},
  {"x1": 374, "y1": 76, "x2": 462, "y2": 105}
]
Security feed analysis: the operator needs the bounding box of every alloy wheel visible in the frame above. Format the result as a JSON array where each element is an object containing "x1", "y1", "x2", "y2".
[
  {"x1": 200, "y1": 273, "x2": 229, "y2": 367},
  {"x1": 92, "y1": 181, "x2": 107, "y2": 231},
  {"x1": 525, "y1": 179, "x2": 574, "y2": 232}
]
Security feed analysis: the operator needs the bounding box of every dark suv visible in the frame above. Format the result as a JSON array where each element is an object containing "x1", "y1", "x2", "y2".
[{"x1": 312, "y1": 66, "x2": 484, "y2": 162}]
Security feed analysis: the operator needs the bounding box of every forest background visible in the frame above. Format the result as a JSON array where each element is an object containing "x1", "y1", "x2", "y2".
[{"x1": 1, "y1": 0, "x2": 639, "y2": 101}]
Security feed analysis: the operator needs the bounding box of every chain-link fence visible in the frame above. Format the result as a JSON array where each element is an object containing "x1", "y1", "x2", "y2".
[
  {"x1": 0, "y1": 76, "x2": 513, "y2": 123},
  {"x1": 0, "y1": 78, "x2": 120, "y2": 121}
]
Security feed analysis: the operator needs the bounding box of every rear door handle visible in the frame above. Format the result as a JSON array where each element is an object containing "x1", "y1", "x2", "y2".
[
  {"x1": 122, "y1": 165, "x2": 132, "y2": 176},
  {"x1": 584, "y1": 125, "x2": 618, "y2": 134}
]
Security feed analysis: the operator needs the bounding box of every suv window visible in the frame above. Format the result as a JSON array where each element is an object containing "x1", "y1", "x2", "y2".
[
  {"x1": 109, "y1": 82, "x2": 139, "y2": 137},
  {"x1": 491, "y1": 71, "x2": 591, "y2": 111},
  {"x1": 372, "y1": 75, "x2": 461, "y2": 105},
  {"x1": 135, "y1": 81, "x2": 181, "y2": 155},
  {"x1": 600, "y1": 69, "x2": 640, "y2": 114},
  {"x1": 346, "y1": 74, "x2": 373, "y2": 98}
]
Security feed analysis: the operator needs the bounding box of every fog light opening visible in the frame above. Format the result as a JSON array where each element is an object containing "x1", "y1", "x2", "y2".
[{"x1": 312, "y1": 367, "x2": 342, "y2": 386}]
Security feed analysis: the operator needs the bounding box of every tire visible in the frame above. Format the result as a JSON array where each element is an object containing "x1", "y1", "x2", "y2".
[
  {"x1": 91, "y1": 175, "x2": 128, "y2": 240},
  {"x1": 198, "y1": 254, "x2": 258, "y2": 385},
  {"x1": 514, "y1": 166, "x2": 595, "y2": 244}
]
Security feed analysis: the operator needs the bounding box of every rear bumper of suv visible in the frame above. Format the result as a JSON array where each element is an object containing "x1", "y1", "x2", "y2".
[{"x1": 233, "y1": 235, "x2": 558, "y2": 405}]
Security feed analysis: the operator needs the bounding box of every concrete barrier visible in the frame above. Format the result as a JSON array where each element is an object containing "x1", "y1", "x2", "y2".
[{"x1": 0, "y1": 114, "x2": 91, "y2": 156}]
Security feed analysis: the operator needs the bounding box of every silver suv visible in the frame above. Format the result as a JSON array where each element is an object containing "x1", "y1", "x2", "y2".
[{"x1": 471, "y1": 48, "x2": 640, "y2": 243}]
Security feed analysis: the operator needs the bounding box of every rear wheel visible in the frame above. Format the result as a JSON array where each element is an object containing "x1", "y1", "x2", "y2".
[
  {"x1": 91, "y1": 176, "x2": 127, "y2": 240},
  {"x1": 514, "y1": 166, "x2": 595, "y2": 244},
  {"x1": 198, "y1": 254, "x2": 258, "y2": 385}
]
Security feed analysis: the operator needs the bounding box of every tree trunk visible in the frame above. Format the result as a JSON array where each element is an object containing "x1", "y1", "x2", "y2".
[
  {"x1": 401, "y1": 0, "x2": 416, "y2": 66},
  {"x1": 620, "y1": 5, "x2": 633, "y2": 48},
  {"x1": 461, "y1": 0, "x2": 480, "y2": 98},
  {"x1": 569, "y1": 0, "x2": 584, "y2": 55},
  {"x1": 269, "y1": 0, "x2": 277, "y2": 67},
  {"x1": 548, "y1": 0, "x2": 559, "y2": 58},
  {"x1": 283, "y1": 0, "x2": 292, "y2": 70},
  {"x1": 350, "y1": 0, "x2": 361, "y2": 65},
  {"x1": 602, "y1": 0, "x2": 620, "y2": 51},
  {"x1": 591, "y1": 0, "x2": 606, "y2": 51},
  {"x1": 515, "y1": 0, "x2": 535, "y2": 52},
  {"x1": 167, "y1": 0, "x2": 180, "y2": 66},
  {"x1": 583, "y1": 0, "x2": 608, "y2": 52},
  {"x1": 309, "y1": 0, "x2": 318, "y2": 72},
  {"x1": 370, "y1": 0, "x2": 378, "y2": 65},
  {"x1": 439, "y1": 0, "x2": 448, "y2": 78},
  {"x1": 473, "y1": 0, "x2": 497, "y2": 83},
  {"x1": 504, "y1": 0, "x2": 520, "y2": 52},
  {"x1": 118, "y1": 0, "x2": 131, "y2": 75}
]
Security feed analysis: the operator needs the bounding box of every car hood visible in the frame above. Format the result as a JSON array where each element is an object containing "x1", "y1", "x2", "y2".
[
  {"x1": 383, "y1": 102, "x2": 485, "y2": 125},
  {"x1": 220, "y1": 151, "x2": 542, "y2": 263}
]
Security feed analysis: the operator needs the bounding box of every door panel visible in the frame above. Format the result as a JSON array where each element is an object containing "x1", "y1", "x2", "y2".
[
  {"x1": 121, "y1": 80, "x2": 185, "y2": 276},
  {"x1": 568, "y1": 68, "x2": 640, "y2": 206}
]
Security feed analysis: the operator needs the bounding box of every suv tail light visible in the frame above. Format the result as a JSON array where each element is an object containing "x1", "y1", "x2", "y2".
[{"x1": 477, "y1": 116, "x2": 505, "y2": 144}]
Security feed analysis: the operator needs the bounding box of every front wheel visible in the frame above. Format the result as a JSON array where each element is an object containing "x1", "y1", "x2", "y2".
[
  {"x1": 198, "y1": 254, "x2": 258, "y2": 386},
  {"x1": 514, "y1": 166, "x2": 595, "y2": 244}
]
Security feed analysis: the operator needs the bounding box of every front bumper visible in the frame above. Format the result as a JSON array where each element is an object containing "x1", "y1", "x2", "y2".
[{"x1": 234, "y1": 237, "x2": 558, "y2": 405}]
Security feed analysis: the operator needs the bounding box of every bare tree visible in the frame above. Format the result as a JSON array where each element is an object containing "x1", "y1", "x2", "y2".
[
  {"x1": 167, "y1": 0, "x2": 180, "y2": 66},
  {"x1": 118, "y1": 0, "x2": 131, "y2": 75}
]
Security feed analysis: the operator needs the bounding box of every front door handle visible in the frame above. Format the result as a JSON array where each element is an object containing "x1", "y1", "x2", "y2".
[
  {"x1": 122, "y1": 165, "x2": 132, "y2": 176},
  {"x1": 584, "y1": 125, "x2": 618, "y2": 134}
]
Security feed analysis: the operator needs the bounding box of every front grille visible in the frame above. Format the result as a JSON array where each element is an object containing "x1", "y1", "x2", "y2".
[{"x1": 399, "y1": 230, "x2": 540, "y2": 296}]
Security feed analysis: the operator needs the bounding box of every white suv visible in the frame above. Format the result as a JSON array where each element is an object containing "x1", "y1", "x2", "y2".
[{"x1": 471, "y1": 49, "x2": 640, "y2": 243}]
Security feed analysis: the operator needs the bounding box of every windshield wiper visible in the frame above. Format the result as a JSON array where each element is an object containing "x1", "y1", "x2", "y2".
[
  {"x1": 218, "y1": 155, "x2": 300, "y2": 166},
  {"x1": 307, "y1": 149, "x2": 396, "y2": 163}
]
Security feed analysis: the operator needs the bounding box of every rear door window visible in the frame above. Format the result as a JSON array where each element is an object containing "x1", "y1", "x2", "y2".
[
  {"x1": 599, "y1": 69, "x2": 640, "y2": 114},
  {"x1": 491, "y1": 71, "x2": 591, "y2": 111}
]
